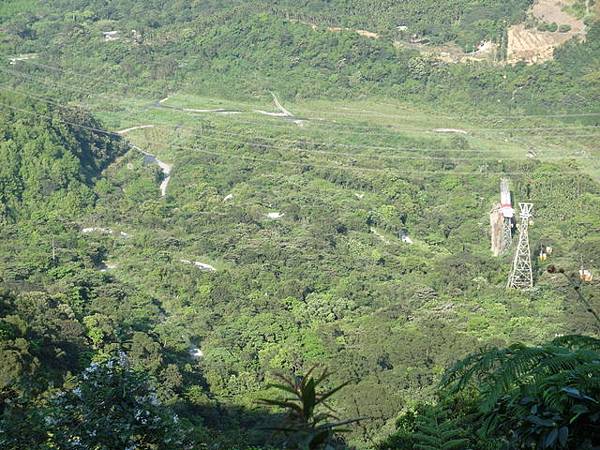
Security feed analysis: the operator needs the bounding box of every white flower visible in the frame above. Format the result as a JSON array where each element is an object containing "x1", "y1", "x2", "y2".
[
  {"x1": 118, "y1": 351, "x2": 129, "y2": 367},
  {"x1": 85, "y1": 362, "x2": 99, "y2": 373},
  {"x1": 44, "y1": 417, "x2": 57, "y2": 426},
  {"x1": 148, "y1": 393, "x2": 159, "y2": 406}
]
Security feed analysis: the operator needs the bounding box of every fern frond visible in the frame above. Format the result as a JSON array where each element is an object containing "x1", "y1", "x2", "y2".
[
  {"x1": 551, "y1": 335, "x2": 600, "y2": 351},
  {"x1": 412, "y1": 412, "x2": 470, "y2": 450},
  {"x1": 442, "y1": 438, "x2": 470, "y2": 449},
  {"x1": 441, "y1": 335, "x2": 600, "y2": 448}
]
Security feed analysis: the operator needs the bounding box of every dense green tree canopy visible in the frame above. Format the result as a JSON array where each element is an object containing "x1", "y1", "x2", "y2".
[{"x1": 0, "y1": 1, "x2": 598, "y2": 448}]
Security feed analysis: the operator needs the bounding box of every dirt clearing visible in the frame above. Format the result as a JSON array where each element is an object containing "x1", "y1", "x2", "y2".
[
  {"x1": 507, "y1": 0, "x2": 585, "y2": 64},
  {"x1": 533, "y1": 0, "x2": 585, "y2": 30}
]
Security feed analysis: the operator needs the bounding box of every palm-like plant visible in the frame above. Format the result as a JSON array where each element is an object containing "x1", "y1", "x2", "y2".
[{"x1": 259, "y1": 366, "x2": 361, "y2": 449}]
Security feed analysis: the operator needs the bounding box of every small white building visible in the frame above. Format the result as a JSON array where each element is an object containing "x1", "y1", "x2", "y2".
[
  {"x1": 103, "y1": 31, "x2": 120, "y2": 42},
  {"x1": 189, "y1": 346, "x2": 204, "y2": 360},
  {"x1": 9, "y1": 53, "x2": 38, "y2": 65},
  {"x1": 400, "y1": 230, "x2": 414, "y2": 244},
  {"x1": 180, "y1": 259, "x2": 216, "y2": 272}
]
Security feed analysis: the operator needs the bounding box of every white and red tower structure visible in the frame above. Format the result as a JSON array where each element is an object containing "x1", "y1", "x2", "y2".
[{"x1": 500, "y1": 179, "x2": 514, "y2": 253}]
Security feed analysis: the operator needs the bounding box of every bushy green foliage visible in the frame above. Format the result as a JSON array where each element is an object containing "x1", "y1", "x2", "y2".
[
  {"x1": 0, "y1": 356, "x2": 193, "y2": 449},
  {"x1": 377, "y1": 403, "x2": 477, "y2": 450},
  {"x1": 267, "y1": 0, "x2": 532, "y2": 49},
  {"x1": 0, "y1": 2, "x2": 598, "y2": 449},
  {"x1": 442, "y1": 335, "x2": 600, "y2": 449},
  {"x1": 0, "y1": 92, "x2": 125, "y2": 222},
  {"x1": 411, "y1": 414, "x2": 470, "y2": 450},
  {"x1": 381, "y1": 335, "x2": 600, "y2": 449},
  {"x1": 45, "y1": 356, "x2": 191, "y2": 450},
  {"x1": 2, "y1": 0, "x2": 532, "y2": 48}
]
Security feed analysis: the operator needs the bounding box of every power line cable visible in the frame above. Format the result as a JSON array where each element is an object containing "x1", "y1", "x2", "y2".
[
  {"x1": 7, "y1": 61, "x2": 599, "y2": 136},
  {"x1": 18, "y1": 59, "x2": 600, "y2": 120},
  {"x1": 3, "y1": 87, "x2": 594, "y2": 163},
  {"x1": 1, "y1": 99, "x2": 588, "y2": 177},
  {"x1": 3, "y1": 84, "x2": 597, "y2": 160}
]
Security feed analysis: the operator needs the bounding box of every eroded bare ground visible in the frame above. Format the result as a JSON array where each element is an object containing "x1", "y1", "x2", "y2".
[
  {"x1": 293, "y1": 0, "x2": 588, "y2": 66},
  {"x1": 507, "y1": 0, "x2": 586, "y2": 64},
  {"x1": 533, "y1": 0, "x2": 585, "y2": 30}
]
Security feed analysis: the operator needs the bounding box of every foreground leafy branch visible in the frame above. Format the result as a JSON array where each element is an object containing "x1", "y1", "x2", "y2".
[{"x1": 441, "y1": 335, "x2": 600, "y2": 449}]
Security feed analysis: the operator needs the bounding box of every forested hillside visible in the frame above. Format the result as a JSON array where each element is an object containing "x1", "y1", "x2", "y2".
[
  {"x1": 1, "y1": 0, "x2": 598, "y2": 113},
  {"x1": 0, "y1": 1, "x2": 599, "y2": 449},
  {"x1": 0, "y1": 93, "x2": 125, "y2": 221},
  {"x1": 2, "y1": 0, "x2": 533, "y2": 47}
]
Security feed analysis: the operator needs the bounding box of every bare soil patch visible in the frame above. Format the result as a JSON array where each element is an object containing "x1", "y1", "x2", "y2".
[
  {"x1": 533, "y1": 0, "x2": 584, "y2": 31},
  {"x1": 507, "y1": 0, "x2": 585, "y2": 64}
]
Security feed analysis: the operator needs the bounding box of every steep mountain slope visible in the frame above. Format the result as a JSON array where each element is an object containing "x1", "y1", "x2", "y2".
[{"x1": 0, "y1": 93, "x2": 125, "y2": 221}]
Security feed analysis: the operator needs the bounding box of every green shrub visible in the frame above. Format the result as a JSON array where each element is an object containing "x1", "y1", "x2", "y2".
[
  {"x1": 538, "y1": 22, "x2": 560, "y2": 32},
  {"x1": 442, "y1": 335, "x2": 600, "y2": 449}
]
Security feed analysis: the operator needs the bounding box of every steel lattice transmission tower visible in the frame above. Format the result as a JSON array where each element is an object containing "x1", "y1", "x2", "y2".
[{"x1": 508, "y1": 203, "x2": 534, "y2": 289}]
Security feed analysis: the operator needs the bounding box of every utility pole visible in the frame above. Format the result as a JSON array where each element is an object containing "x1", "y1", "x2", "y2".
[
  {"x1": 502, "y1": 218, "x2": 513, "y2": 253},
  {"x1": 500, "y1": 178, "x2": 514, "y2": 254},
  {"x1": 491, "y1": 179, "x2": 514, "y2": 257},
  {"x1": 508, "y1": 203, "x2": 534, "y2": 289}
]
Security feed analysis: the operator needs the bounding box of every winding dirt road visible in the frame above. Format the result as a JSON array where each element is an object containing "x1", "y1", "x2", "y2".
[
  {"x1": 255, "y1": 93, "x2": 305, "y2": 126},
  {"x1": 130, "y1": 144, "x2": 172, "y2": 197},
  {"x1": 117, "y1": 125, "x2": 155, "y2": 135}
]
